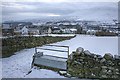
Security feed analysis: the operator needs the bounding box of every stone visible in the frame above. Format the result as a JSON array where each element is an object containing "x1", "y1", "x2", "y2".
[
  {"x1": 115, "y1": 69, "x2": 119, "y2": 71},
  {"x1": 107, "y1": 70, "x2": 112, "y2": 74},
  {"x1": 90, "y1": 53, "x2": 95, "y2": 58},
  {"x1": 91, "y1": 73, "x2": 95, "y2": 77},
  {"x1": 97, "y1": 55, "x2": 103, "y2": 59},
  {"x1": 112, "y1": 75, "x2": 118, "y2": 78},
  {"x1": 76, "y1": 47, "x2": 84, "y2": 55},
  {"x1": 66, "y1": 73, "x2": 71, "y2": 77},
  {"x1": 107, "y1": 60, "x2": 114, "y2": 65},
  {"x1": 104, "y1": 53, "x2": 113, "y2": 60},
  {"x1": 102, "y1": 66, "x2": 107, "y2": 69},
  {"x1": 58, "y1": 71, "x2": 67, "y2": 75},
  {"x1": 116, "y1": 72, "x2": 119, "y2": 75},
  {"x1": 83, "y1": 50, "x2": 91, "y2": 56},
  {"x1": 101, "y1": 75, "x2": 107, "y2": 78},
  {"x1": 102, "y1": 69, "x2": 107, "y2": 73},
  {"x1": 69, "y1": 52, "x2": 74, "y2": 60},
  {"x1": 100, "y1": 58, "x2": 106, "y2": 63}
]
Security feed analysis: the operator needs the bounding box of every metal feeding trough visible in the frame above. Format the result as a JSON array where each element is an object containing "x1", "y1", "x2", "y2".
[{"x1": 31, "y1": 45, "x2": 69, "y2": 70}]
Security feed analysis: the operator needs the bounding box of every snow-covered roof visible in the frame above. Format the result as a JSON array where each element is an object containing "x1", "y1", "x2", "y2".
[
  {"x1": 2, "y1": 24, "x2": 11, "y2": 29},
  {"x1": 70, "y1": 28, "x2": 77, "y2": 31}
]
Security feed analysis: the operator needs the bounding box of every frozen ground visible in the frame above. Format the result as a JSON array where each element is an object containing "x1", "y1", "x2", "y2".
[
  {"x1": 2, "y1": 35, "x2": 118, "y2": 78},
  {"x1": 2, "y1": 48, "x2": 65, "y2": 78},
  {"x1": 38, "y1": 35, "x2": 118, "y2": 58}
]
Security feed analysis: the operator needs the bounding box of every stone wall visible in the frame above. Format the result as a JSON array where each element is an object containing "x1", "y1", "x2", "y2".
[{"x1": 67, "y1": 47, "x2": 120, "y2": 79}]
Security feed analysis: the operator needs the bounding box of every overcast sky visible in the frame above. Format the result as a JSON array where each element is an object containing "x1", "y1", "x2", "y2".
[{"x1": 2, "y1": 1, "x2": 118, "y2": 22}]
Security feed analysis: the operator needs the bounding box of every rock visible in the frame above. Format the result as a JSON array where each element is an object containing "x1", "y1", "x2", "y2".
[
  {"x1": 115, "y1": 72, "x2": 119, "y2": 75},
  {"x1": 58, "y1": 71, "x2": 67, "y2": 75},
  {"x1": 66, "y1": 73, "x2": 71, "y2": 77},
  {"x1": 69, "y1": 52, "x2": 75, "y2": 60},
  {"x1": 102, "y1": 69, "x2": 107, "y2": 73},
  {"x1": 104, "y1": 53, "x2": 113, "y2": 60},
  {"x1": 107, "y1": 70, "x2": 112, "y2": 74},
  {"x1": 97, "y1": 55, "x2": 103, "y2": 59},
  {"x1": 101, "y1": 75, "x2": 107, "y2": 78},
  {"x1": 76, "y1": 47, "x2": 84, "y2": 55},
  {"x1": 91, "y1": 73, "x2": 95, "y2": 77},
  {"x1": 83, "y1": 50, "x2": 91, "y2": 56},
  {"x1": 107, "y1": 60, "x2": 114, "y2": 65},
  {"x1": 115, "y1": 69, "x2": 119, "y2": 72},
  {"x1": 112, "y1": 75, "x2": 118, "y2": 78},
  {"x1": 90, "y1": 53, "x2": 95, "y2": 58},
  {"x1": 102, "y1": 66, "x2": 107, "y2": 69},
  {"x1": 100, "y1": 58, "x2": 106, "y2": 63}
]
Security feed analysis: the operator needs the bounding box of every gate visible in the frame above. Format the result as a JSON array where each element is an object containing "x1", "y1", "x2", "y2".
[{"x1": 32, "y1": 44, "x2": 69, "y2": 70}]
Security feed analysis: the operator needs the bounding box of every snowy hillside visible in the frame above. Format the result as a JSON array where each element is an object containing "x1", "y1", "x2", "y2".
[{"x1": 2, "y1": 35, "x2": 118, "y2": 78}]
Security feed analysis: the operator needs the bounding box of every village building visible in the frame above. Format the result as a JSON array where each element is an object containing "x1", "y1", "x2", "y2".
[
  {"x1": 21, "y1": 26, "x2": 29, "y2": 35},
  {"x1": 52, "y1": 27, "x2": 61, "y2": 33},
  {"x1": 14, "y1": 25, "x2": 40, "y2": 35},
  {"x1": 28, "y1": 28, "x2": 39, "y2": 35},
  {"x1": 2, "y1": 23, "x2": 14, "y2": 36},
  {"x1": 61, "y1": 28, "x2": 77, "y2": 34},
  {"x1": 47, "y1": 27, "x2": 52, "y2": 34}
]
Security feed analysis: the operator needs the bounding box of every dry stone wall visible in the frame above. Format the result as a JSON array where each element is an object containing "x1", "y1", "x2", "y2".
[{"x1": 67, "y1": 47, "x2": 120, "y2": 79}]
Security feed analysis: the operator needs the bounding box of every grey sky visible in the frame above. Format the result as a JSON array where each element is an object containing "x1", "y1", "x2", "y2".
[{"x1": 2, "y1": 2, "x2": 118, "y2": 22}]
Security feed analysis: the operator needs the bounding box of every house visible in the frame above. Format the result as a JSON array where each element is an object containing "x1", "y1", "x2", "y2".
[
  {"x1": 14, "y1": 24, "x2": 27, "y2": 35},
  {"x1": 28, "y1": 28, "x2": 39, "y2": 35},
  {"x1": 70, "y1": 28, "x2": 77, "y2": 33},
  {"x1": 21, "y1": 26, "x2": 40, "y2": 35},
  {"x1": 44, "y1": 27, "x2": 61, "y2": 34},
  {"x1": 2, "y1": 23, "x2": 14, "y2": 36},
  {"x1": 14, "y1": 26, "x2": 39, "y2": 35},
  {"x1": 86, "y1": 30, "x2": 98, "y2": 35},
  {"x1": 21, "y1": 26, "x2": 29, "y2": 35},
  {"x1": 51, "y1": 27, "x2": 61, "y2": 33},
  {"x1": 40, "y1": 26, "x2": 50, "y2": 34},
  {"x1": 47, "y1": 27, "x2": 52, "y2": 34},
  {"x1": 62, "y1": 28, "x2": 77, "y2": 34}
]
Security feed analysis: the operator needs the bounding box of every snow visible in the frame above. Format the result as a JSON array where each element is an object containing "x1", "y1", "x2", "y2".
[
  {"x1": 2, "y1": 48, "x2": 64, "y2": 78},
  {"x1": 25, "y1": 67, "x2": 64, "y2": 78},
  {"x1": 2, "y1": 35, "x2": 118, "y2": 78},
  {"x1": 38, "y1": 35, "x2": 118, "y2": 58},
  {"x1": 21, "y1": 34, "x2": 76, "y2": 37},
  {"x1": 47, "y1": 34, "x2": 76, "y2": 37}
]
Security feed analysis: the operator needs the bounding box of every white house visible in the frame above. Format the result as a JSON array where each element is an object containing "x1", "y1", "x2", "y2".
[
  {"x1": 62, "y1": 28, "x2": 77, "y2": 34},
  {"x1": 47, "y1": 27, "x2": 52, "y2": 34},
  {"x1": 21, "y1": 26, "x2": 29, "y2": 35},
  {"x1": 28, "y1": 28, "x2": 39, "y2": 35},
  {"x1": 86, "y1": 30, "x2": 98, "y2": 35},
  {"x1": 52, "y1": 27, "x2": 61, "y2": 33},
  {"x1": 70, "y1": 28, "x2": 77, "y2": 33}
]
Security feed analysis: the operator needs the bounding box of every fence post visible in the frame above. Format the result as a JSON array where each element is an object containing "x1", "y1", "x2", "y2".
[
  {"x1": 35, "y1": 47, "x2": 37, "y2": 53},
  {"x1": 67, "y1": 46, "x2": 69, "y2": 72},
  {"x1": 68, "y1": 46, "x2": 69, "y2": 57}
]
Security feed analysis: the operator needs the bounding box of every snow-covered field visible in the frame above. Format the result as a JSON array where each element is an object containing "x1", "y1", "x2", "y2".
[
  {"x1": 38, "y1": 35, "x2": 118, "y2": 58},
  {"x1": 2, "y1": 48, "x2": 65, "y2": 78},
  {"x1": 2, "y1": 35, "x2": 118, "y2": 78}
]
